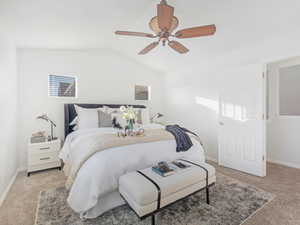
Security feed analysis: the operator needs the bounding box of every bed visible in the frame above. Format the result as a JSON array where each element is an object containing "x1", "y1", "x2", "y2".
[{"x1": 59, "y1": 104, "x2": 206, "y2": 219}]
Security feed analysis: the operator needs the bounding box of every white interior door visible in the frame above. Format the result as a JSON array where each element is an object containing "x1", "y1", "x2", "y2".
[{"x1": 218, "y1": 64, "x2": 266, "y2": 177}]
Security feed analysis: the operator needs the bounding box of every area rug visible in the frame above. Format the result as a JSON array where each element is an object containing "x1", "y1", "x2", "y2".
[{"x1": 35, "y1": 173, "x2": 274, "y2": 225}]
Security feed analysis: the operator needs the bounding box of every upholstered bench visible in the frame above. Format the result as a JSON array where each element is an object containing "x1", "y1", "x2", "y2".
[{"x1": 119, "y1": 160, "x2": 216, "y2": 225}]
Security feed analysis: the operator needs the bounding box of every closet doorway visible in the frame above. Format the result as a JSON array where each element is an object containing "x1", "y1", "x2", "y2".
[{"x1": 266, "y1": 56, "x2": 300, "y2": 169}]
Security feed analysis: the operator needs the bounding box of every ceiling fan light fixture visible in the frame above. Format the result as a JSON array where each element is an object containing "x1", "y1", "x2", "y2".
[{"x1": 115, "y1": 0, "x2": 216, "y2": 55}]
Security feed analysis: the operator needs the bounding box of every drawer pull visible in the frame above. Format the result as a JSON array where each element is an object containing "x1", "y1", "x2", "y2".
[
  {"x1": 40, "y1": 147, "x2": 50, "y2": 150},
  {"x1": 40, "y1": 157, "x2": 51, "y2": 160}
]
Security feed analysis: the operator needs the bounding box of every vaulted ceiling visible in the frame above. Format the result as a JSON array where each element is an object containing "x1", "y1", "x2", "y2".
[{"x1": 1, "y1": 0, "x2": 300, "y2": 72}]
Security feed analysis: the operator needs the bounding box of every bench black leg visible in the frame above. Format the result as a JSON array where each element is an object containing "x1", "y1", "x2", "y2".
[
  {"x1": 151, "y1": 215, "x2": 156, "y2": 225},
  {"x1": 206, "y1": 187, "x2": 210, "y2": 204}
]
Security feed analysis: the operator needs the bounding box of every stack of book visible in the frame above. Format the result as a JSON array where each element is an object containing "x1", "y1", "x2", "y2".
[{"x1": 152, "y1": 161, "x2": 191, "y2": 177}]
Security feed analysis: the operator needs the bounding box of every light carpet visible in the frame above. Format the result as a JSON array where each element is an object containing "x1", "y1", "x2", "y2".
[{"x1": 35, "y1": 173, "x2": 274, "y2": 225}]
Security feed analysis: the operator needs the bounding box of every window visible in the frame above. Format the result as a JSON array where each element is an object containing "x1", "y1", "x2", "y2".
[
  {"x1": 135, "y1": 85, "x2": 150, "y2": 100},
  {"x1": 279, "y1": 64, "x2": 300, "y2": 115},
  {"x1": 48, "y1": 75, "x2": 77, "y2": 97}
]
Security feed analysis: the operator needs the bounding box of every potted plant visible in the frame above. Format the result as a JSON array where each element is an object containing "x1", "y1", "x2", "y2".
[{"x1": 120, "y1": 106, "x2": 137, "y2": 134}]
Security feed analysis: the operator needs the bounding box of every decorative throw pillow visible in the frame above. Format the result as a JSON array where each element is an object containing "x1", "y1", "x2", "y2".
[
  {"x1": 111, "y1": 111, "x2": 127, "y2": 128},
  {"x1": 74, "y1": 105, "x2": 100, "y2": 130},
  {"x1": 135, "y1": 109, "x2": 143, "y2": 124},
  {"x1": 112, "y1": 117, "x2": 122, "y2": 129},
  {"x1": 99, "y1": 106, "x2": 114, "y2": 114},
  {"x1": 141, "y1": 108, "x2": 150, "y2": 124},
  {"x1": 98, "y1": 110, "x2": 113, "y2": 127}
]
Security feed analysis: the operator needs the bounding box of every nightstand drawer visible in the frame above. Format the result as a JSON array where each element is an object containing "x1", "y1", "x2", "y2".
[
  {"x1": 29, "y1": 141, "x2": 60, "y2": 154},
  {"x1": 28, "y1": 151, "x2": 60, "y2": 165}
]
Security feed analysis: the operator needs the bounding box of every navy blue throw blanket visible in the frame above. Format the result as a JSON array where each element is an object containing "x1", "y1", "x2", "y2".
[{"x1": 165, "y1": 125, "x2": 198, "y2": 152}]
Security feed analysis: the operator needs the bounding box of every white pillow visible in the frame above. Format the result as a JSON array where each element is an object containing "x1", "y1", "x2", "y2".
[
  {"x1": 141, "y1": 108, "x2": 150, "y2": 125},
  {"x1": 75, "y1": 105, "x2": 101, "y2": 130}
]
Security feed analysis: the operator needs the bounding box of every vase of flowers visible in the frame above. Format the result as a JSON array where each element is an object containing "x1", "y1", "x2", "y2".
[{"x1": 120, "y1": 106, "x2": 137, "y2": 134}]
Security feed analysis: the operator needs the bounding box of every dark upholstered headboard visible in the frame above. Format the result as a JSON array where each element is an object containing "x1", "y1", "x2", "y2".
[{"x1": 64, "y1": 104, "x2": 146, "y2": 138}]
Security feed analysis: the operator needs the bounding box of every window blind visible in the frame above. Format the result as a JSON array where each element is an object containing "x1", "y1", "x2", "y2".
[{"x1": 49, "y1": 75, "x2": 76, "y2": 97}]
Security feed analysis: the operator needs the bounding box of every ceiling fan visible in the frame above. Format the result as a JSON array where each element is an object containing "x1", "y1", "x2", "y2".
[{"x1": 115, "y1": 0, "x2": 216, "y2": 55}]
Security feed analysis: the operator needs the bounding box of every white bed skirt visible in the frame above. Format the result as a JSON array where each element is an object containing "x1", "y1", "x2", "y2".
[{"x1": 82, "y1": 191, "x2": 125, "y2": 219}]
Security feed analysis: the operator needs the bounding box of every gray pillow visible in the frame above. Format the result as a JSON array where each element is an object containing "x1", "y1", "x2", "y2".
[{"x1": 98, "y1": 110, "x2": 113, "y2": 127}]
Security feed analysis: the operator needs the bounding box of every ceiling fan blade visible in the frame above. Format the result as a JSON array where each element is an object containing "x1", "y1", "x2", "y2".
[
  {"x1": 175, "y1": 24, "x2": 216, "y2": 39},
  {"x1": 168, "y1": 41, "x2": 189, "y2": 54},
  {"x1": 115, "y1": 31, "x2": 155, "y2": 38},
  {"x1": 138, "y1": 42, "x2": 159, "y2": 55},
  {"x1": 157, "y1": 2, "x2": 174, "y2": 31}
]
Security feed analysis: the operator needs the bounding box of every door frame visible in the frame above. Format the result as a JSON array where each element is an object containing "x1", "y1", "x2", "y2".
[{"x1": 262, "y1": 63, "x2": 268, "y2": 176}]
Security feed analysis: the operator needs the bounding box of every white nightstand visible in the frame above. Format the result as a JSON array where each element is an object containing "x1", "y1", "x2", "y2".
[{"x1": 27, "y1": 139, "x2": 62, "y2": 176}]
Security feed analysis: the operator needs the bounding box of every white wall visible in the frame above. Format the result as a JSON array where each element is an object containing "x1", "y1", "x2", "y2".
[
  {"x1": 267, "y1": 56, "x2": 300, "y2": 169},
  {"x1": 17, "y1": 49, "x2": 166, "y2": 169},
  {"x1": 0, "y1": 36, "x2": 18, "y2": 204},
  {"x1": 164, "y1": 30, "x2": 300, "y2": 163},
  {"x1": 165, "y1": 71, "x2": 219, "y2": 160}
]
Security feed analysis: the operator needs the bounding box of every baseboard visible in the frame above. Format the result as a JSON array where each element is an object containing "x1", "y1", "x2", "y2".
[
  {"x1": 206, "y1": 156, "x2": 299, "y2": 170},
  {"x1": 0, "y1": 170, "x2": 18, "y2": 207},
  {"x1": 206, "y1": 156, "x2": 218, "y2": 163},
  {"x1": 267, "y1": 159, "x2": 300, "y2": 169}
]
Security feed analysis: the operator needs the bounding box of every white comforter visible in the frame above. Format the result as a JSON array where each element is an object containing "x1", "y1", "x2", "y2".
[{"x1": 59, "y1": 124, "x2": 205, "y2": 218}]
